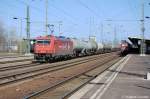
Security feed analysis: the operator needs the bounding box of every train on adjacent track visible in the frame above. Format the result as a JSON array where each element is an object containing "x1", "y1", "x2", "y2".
[
  {"x1": 120, "y1": 40, "x2": 131, "y2": 56},
  {"x1": 33, "y1": 35, "x2": 120, "y2": 62}
]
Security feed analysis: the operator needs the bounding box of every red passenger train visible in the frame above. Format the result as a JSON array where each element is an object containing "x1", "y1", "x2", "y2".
[{"x1": 120, "y1": 40, "x2": 130, "y2": 56}]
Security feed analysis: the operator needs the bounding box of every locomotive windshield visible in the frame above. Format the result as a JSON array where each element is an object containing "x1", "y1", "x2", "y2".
[{"x1": 36, "y1": 40, "x2": 50, "y2": 45}]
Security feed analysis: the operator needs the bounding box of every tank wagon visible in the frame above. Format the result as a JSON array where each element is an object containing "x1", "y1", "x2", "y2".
[
  {"x1": 70, "y1": 38, "x2": 98, "y2": 56},
  {"x1": 34, "y1": 35, "x2": 117, "y2": 62},
  {"x1": 97, "y1": 43, "x2": 109, "y2": 53}
]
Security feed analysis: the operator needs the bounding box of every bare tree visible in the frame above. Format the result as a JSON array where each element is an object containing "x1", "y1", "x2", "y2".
[
  {"x1": 0, "y1": 21, "x2": 5, "y2": 42},
  {"x1": 0, "y1": 21, "x2": 6, "y2": 51}
]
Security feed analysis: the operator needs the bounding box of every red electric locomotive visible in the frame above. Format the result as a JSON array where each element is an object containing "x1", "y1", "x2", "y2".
[{"x1": 34, "y1": 35, "x2": 73, "y2": 61}]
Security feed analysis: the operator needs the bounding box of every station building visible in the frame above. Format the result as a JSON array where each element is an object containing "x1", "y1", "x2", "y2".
[{"x1": 128, "y1": 37, "x2": 150, "y2": 54}]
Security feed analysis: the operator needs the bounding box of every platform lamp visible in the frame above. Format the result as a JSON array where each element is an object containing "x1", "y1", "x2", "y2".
[
  {"x1": 145, "y1": 16, "x2": 150, "y2": 19},
  {"x1": 13, "y1": 17, "x2": 23, "y2": 54},
  {"x1": 140, "y1": 0, "x2": 145, "y2": 56},
  {"x1": 145, "y1": 17, "x2": 150, "y2": 79}
]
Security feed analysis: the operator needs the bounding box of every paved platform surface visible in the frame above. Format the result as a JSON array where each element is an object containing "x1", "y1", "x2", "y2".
[
  {"x1": 69, "y1": 54, "x2": 150, "y2": 99},
  {"x1": 0, "y1": 55, "x2": 33, "y2": 62},
  {"x1": 0, "y1": 53, "x2": 33, "y2": 57}
]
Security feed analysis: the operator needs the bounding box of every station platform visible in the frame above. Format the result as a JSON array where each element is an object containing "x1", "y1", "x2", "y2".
[
  {"x1": 69, "y1": 54, "x2": 150, "y2": 99},
  {"x1": 0, "y1": 55, "x2": 33, "y2": 63}
]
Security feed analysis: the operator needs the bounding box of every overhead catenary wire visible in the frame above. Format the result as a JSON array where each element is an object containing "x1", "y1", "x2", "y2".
[
  {"x1": 15, "y1": 0, "x2": 43, "y2": 15},
  {"x1": 77, "y1": 0, "x2": 101, "y2": 18},
  {"x1": 47, "y1": 1, "x2": 78, "y2": 25},
  {"x1": 49, "y1": 3, "x2": 78, "y2": 21},
  {"x1": 0, "y1": 0, "x2": 23, "y2": 18},
  {"x1": 16, "y1": 0, "x2": 77, "y2": 25},
  {"x1": 15, "y1": 0, "x2": 80, "y2": 36},
  {"x1": 127, "y1": 0, "x2": 137, "y2": 19},
  {"x1": 104, "y1": 19, "x2": 141, "y2": 22}
]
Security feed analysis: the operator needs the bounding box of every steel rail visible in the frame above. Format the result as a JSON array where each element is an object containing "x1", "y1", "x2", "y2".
[
  {"x1": 62, "y1": 57, "x2": 124, "y2": 99},
  {"x1": 0, "y1": 53, "x2": 113, "y2": 86},
  {"x1": 24, "y1": 54, "x2": 118, "y2": 99}
]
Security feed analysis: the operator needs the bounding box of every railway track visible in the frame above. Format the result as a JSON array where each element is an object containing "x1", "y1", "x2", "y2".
[
  {"x1": 0, "y1": 53, "x2": 110, "y2": 72},
  {"x1": 23, "y1": 53, "x2": 120, "y2": 99},
  {"x1": 0, "y1": 55, "x2": 114, "y2": 86},
  {"x1": 0, "y1": 53, "x2": 115, "y2": 86},
  {"x1": 62, "y1": 56, "x2": 126, "y2": 99}
]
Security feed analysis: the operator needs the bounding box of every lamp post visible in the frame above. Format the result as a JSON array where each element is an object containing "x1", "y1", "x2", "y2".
[
  {"x1": 26, "y1": 5, "x2": 31, "y2": 55},
  {"x1": 140, "y1": 0, "x2": 145, "y2": 56},
  {"x1": 119, "y1": 25, "x2": 124, "y2": 40},
  {"x1": 58, "y1": 21, "x2": 63, "y2": 36},
  {"x1": 106, "y1": 23, "x2": 117, "y2": 48},
  {"x1": 13, "y1": 17, "x2": 23, "y2": 54},
  {"x1": 100, "y1": 23, "x2": 104, "y2": 44},
  {"x1": 13, "y1": 17, "x2": 22, "y2": 39},
  {"x1": 45, "y1": 0, "x2": 48, "y2": 35}
]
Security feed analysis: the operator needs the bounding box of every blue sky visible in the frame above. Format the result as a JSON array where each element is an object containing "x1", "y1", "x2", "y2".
[{"x1": 0, "y1": 0, "x2": 150, "y2": 43}]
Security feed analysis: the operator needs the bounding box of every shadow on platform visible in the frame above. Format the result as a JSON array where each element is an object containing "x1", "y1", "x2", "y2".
[
  {"x1": 88, "y1": 82, "x2": 105, "y2": 85},
  {"x1": 108, "y1": 69, "x2": 146, "y2": 78},
  {"x1": 135, "y1": 85, "x2": 150, "y2": 90}
]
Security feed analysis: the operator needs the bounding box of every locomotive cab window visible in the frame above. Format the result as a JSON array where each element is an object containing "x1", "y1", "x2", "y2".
[{"x1": 36, "y1": 40, "x2": 50, "y2": 45}]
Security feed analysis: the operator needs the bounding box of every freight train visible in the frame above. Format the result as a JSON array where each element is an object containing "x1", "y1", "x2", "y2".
[{"x1": 33, "y1": 35, "x2": 119, "y2": 62}]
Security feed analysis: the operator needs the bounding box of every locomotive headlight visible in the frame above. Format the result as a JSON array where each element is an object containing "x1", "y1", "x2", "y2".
[{"x1": 30, "y1": 41, "x2": 34, "y2": 44}]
